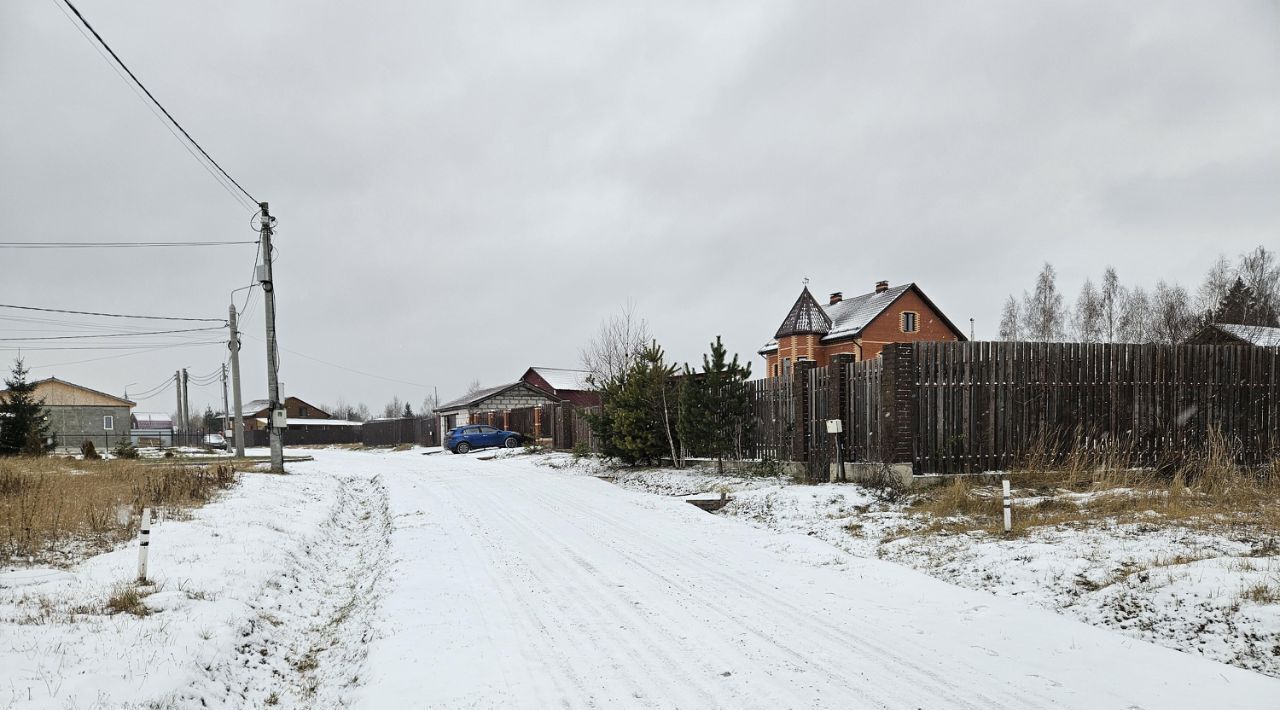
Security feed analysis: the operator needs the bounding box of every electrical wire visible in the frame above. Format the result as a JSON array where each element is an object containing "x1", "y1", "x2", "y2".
[
  {"x1": 0, "y1": 326, "x2": 224, "y2": 342},
  {"x1": 0, "y1": 303, "x2": 225, "y2": 323},
  {"x1": 57, "y1": 0, "x2": 258, "y2": 207},
  {"x1": 0, "y1": 240, "x2": 257, "y2": 249},
  {"x1": 241, "y1": 334, "x2": 434, "y2": 390},
  {"x1": 0, "y1": 340, "x2": 228, "y2": 351}
]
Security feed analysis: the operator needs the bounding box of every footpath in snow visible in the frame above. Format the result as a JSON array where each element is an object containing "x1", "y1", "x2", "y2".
[{"x1": 2, "y1": 447, "x2": 1278, "y2": 709}]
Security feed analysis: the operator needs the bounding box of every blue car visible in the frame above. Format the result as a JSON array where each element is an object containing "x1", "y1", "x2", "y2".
[{"x1": 445, "y1": 425, "x2": 523, "y2": 454}]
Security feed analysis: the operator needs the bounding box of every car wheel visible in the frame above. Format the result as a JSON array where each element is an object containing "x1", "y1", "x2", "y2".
[
  {"x1": 504, "y1": 436, "x2": 519, "y2": 448},
  {"x1": 455, "y1": 441, "x2": 471, "y2": 454}
]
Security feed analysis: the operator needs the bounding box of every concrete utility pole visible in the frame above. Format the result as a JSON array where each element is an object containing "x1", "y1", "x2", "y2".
[
  {"x1": 257, "y1": 202, "x2": 285, "y2": 473},
  {"x1": 181, "y1": 368, "x2": 190, "y2": 435},
  {"x1": 220, "y1": 363, "x2": 230, "y2": 439},
  {"x1": 174, "y1": 370, "x2": 183, "y2": 433},
  {"x1": 228, "y1": 304, "x2": 246, "y2": 458}
]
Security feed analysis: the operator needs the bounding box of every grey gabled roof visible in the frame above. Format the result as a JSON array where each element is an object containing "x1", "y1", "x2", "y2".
[
  {"x1": 436, "y1": 381, "x2": 559, "y2": 412},
  {"x1": 761, "y1": 282, "x2": 964, "y2": 354},
  {"x1": 773, "y1": 287, "x2": 832, "y2": 339},
  {"x1": 1213, "y1": 323, "x2": 1280, "y2": 347}
]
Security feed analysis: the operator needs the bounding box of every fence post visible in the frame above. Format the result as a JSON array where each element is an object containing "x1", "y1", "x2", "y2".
[
  {"x1": 880, "y1": 343, "x2": 918, "y2": 472},
  {"x1": 137, "y1": 507, "x2": 151, "y2": 582},
  {"x1": 560, "y1": 404, "x2": 575, "y2": 450},
  {"x1": 830, "y1": 354, "x2": 855, "y2": 468},
  {"x1": 791, "y1": 360, "x2": 816, "y2": 474}
]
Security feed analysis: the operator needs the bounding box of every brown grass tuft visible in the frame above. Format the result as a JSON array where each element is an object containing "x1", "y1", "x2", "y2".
[
  {"x1": 0, "y1": 458, "x2": 239, "y2": 565},
  {"x1": 912, "y1": 432, "x2": 1280, "y2": 537}
]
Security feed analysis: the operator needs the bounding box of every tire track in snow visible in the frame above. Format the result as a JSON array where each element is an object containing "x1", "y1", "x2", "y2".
[
  {"x1": 495, "y1": 463, "x2": 1061, "y2": 709},
  {"x1": 445, "y1": 482, "x2": 732, "y2": 709},
  {"x1": 177, "y1": 474, "x2": 391, "y2": 709}
]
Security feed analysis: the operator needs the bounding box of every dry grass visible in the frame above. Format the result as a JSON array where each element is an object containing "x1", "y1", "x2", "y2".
[
  {"x1": 0, "y1": 457, "x2": 238, "y2": 565},
  {"x1": 913, "y1": 433, "x2": 1280, "y2": 537}
]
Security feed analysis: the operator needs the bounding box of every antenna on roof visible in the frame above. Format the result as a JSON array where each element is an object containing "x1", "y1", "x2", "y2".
[{"x1": 803, "y1": 276, "x2": 810, "y2": 287}]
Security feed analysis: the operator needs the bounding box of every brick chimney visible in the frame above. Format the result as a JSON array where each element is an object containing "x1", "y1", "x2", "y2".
[
  {"x1": 829, "y1": 292, "x2": 842, "y2": 305},
  {"x1": 875, "y1": 280, "x2": 889, "y2": 293}
]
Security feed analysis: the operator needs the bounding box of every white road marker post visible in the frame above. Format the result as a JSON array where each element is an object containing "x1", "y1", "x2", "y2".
[
  {"x1": 137, "y1": 507, "x2": 151, "y2": 582},
  {"x1": 1002, "y1": 479, "x2": 1012, "y2": 534}
]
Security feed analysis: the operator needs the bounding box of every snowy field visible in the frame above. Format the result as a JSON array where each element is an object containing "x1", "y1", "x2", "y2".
[{"x1": 1, "y1": 447, "x2": 1278, "y2": 708}]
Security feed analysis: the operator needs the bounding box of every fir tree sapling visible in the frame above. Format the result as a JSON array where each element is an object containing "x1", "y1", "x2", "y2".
[{"x1": 0, "y1": 358, "x2": 54, "y2": 456}]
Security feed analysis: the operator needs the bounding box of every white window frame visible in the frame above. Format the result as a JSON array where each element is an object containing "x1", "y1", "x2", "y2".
[{"x1": 103, "y1": 415, "x2": 114, "y2": 431}]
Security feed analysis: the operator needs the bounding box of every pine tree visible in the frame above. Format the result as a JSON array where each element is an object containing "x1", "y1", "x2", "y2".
[
  {"x1": 0, "y1": 358, "x2": 53, "y2": 456},
  {"x1": 587, "y1": 342, "x2": 678, "y2": 466},
  {"x1": 677, "y1": 336, "x2": 753, "y2": 472}
]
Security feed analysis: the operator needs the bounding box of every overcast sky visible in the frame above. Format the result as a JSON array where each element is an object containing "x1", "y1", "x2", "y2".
[{"x1": 2, "y1": 1, "x2": 1278, "y2": 416}]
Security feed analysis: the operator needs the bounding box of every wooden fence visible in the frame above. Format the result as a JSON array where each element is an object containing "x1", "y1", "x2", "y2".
[
  {"x1": 468, "y1": 342, "x2": 1279, "y2": 479},
  {"x1": 361, "y1": 417, "x2": 438, "y2": 447}
]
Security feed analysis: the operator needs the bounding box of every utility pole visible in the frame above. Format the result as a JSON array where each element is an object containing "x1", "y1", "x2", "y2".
[
  {"x1": 174, "y1": 370, "x2": 182, "y2": 433},
  {"x1": 220, "y1": 363, "x2": 230, "y2": 440},
  {"x1": 257, "y1": 201, "x2": 285, "y2": 473},
  {"x1": 228, "y1": 304, "x2": 246, "y2": 458},
  {"x1": 181, "y1": 368, "x2": 190, "y2": 436}
]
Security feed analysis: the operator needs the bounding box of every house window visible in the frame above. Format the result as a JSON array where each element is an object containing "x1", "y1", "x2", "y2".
[
  {"x1": 299, "y1": 406, "x2": 309, "y2": 417},
  {"x1": 901, "y1": 311, "x2": 919, "y2": 333},
  {"x1": 103, "y1": 415, "x2": 114, "y2": 431}
]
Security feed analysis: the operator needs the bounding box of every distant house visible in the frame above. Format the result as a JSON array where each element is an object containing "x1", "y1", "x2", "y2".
[
  {"x1": 130, "y1": 412, "x2": 174, "y2": 447},
  {"x1": 435, "y1": 382, "x2": 560, "y2": 432},
  {"x1": 759, "y1": 281, "x2": 966, "y2": 376},
  {"x1": 1186, "y1": 323, "x2": 1280, "y2": 347},
  {"x1": 520, "y1": 367, "x2": 600, "y2": 407},
  {"x1": 0, "y1": 377, "x2": 134, "y2": 449},
  {"x1": 224, "y1": 397, "x2": 337, "y2": 432}
]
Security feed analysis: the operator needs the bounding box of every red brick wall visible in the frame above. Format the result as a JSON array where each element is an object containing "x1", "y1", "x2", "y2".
[
  {"x1": 520, "y1": 371, "x2": 601, "y2": 407},
  {"x1": 857, "y1": 289, "x2": 960, "y2": 359}
]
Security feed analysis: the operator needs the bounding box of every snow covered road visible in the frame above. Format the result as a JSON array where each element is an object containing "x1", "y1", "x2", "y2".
[
  {"x1": 315, "y1": 449, "x2": 1279, "y2": 710},
  {"x1": 5, "y1": 448, "x2": 1277, "y2": 708}
]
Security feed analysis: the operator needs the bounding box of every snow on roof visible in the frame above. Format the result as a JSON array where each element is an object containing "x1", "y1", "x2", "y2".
[
  {"x1": 131, "y1": 412, "x2": 173, "y2": 429},
  {"x1": 773, "y1": 287, "x2": 832, "y2": 339},
  {"x1": 253, "y1": 418, "x2": 363, "y2": 427},
  {"x1": 529, "y1": 367, "x2": 594, "y2": 391},
  {"x1": 823, "y1": 284, "x2": 913, "y2": 340},
  {"x1": 760, "y1": 283, "x2": 914, "y2": 353},
  {"x1": 1215, "y1": 323, "x2": 1280, "y2": 347},
  {"x1": 239, "y1": 399, "x2": 270, "y2": 415}
]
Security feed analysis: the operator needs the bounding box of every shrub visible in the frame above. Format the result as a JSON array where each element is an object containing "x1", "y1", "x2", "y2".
[
  {"x1": 112, "y1": 440, "x2": 139, "y2": 459},
  {"x1": 80, "y1": 440, "x2": 101, "y2": 460}
]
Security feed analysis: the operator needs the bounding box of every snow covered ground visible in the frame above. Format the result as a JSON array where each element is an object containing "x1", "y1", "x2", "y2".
[
  {"x1": 555, "y1": 455, "x2": 1280, "y2": 679},
  {"x1": 2, "y1": 447, "x2": 1278, "y2": 708}
]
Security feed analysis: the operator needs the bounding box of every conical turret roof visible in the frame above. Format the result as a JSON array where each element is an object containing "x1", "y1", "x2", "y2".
[{"x1": 774, "y1": 287, "x2": 832, "y2": 339}]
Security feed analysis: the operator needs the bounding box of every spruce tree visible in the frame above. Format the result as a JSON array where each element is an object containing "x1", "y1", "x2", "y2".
[
  {"x1": 678, "y1": 336, "x2": 753, "y2": 473},
  {"x1": 587, "y1": 342, "x2": 678, "y2": 465},
  {"x1": 0, "y1": 358, "x2": 53, "y2": 456}
]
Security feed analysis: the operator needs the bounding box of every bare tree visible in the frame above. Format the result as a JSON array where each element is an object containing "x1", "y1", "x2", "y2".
[
  {"x1": 1021, "y1": 263, "x2": 1066, "y2": 341},
  {"x1": 382, "y1": 396, "x2": 405, "y2": 419},
  {"x1": 1072, "y1": 278, "x2": 1103, "y2": 342},
  {"x1": 580, "y1": 302, "x2": 652, "y2": 386},
  {"x1": 998, "y1": 295, "x2": 1022, "y2": 341},
  {"x1": 353, "y1": 402, "x2": 371, "y2": 422},
  {"x1": 464, "y1": 379, "x2": 483, "y2": 396},
  {"x1": 1196, "y1": 254, "x2": 1233, "y2": 316},
  {"x1": 1100, "y1": 266, "x2": 1124, "y2": 342},
  {"x1": 419, "y1": 393, "x2": 437, "y2": 416},
  {"x1": 1117, "y1": 285, "x2": 1152, "y2": 343},
  {"x1": 1237, "y1": 245, "x2": 1280, "y2": 325},
  {"x1": 1150, "y1": 281, "x2": 1197, "y2": 343}
]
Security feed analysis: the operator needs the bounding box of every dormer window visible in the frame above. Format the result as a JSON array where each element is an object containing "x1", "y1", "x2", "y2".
[{"x1": 901, "y1": 311, "x2": 919, "y2": 333}]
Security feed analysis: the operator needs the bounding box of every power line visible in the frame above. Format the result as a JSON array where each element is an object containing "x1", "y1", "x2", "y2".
[
  {"x1": 24, "y1": 341, "x2": 224, "y2": 369},
  {"x1": 58, "y1": 0, "x2": 258, "y2": 206},
  {"x1": 0, "y1": 240, "x2": 257, "y2": 249},
  {"x1": 0, "y1": 326, "x2": 224, "y2": 342},
  {"x1": 242, "y1": 334, "x2": 435, "y2": 390},
  {"x1": 0, "y1": 340, "x2": 228, "y2": 351},
  {"x1": 0, "y1": 303, "x2": 225, "y2": 323}
]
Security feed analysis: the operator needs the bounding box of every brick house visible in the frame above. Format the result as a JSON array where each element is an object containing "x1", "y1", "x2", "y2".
[
  {"x1": 759, "y1": 281, "x2": 966, "y2": 376},
  {"x1": 519, "y1": 367, "x2": 600, "y2": 407}
]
